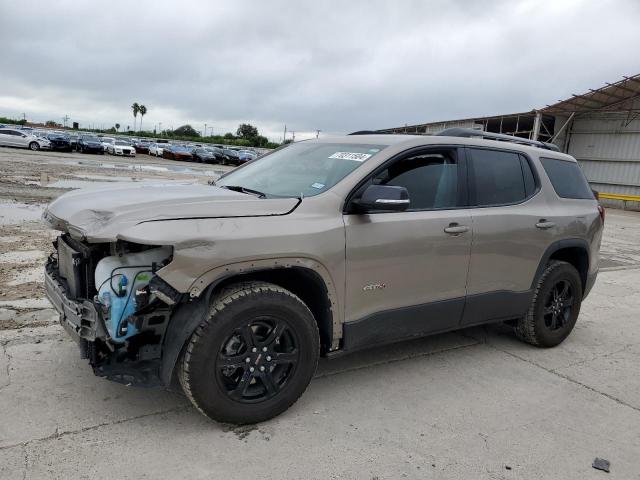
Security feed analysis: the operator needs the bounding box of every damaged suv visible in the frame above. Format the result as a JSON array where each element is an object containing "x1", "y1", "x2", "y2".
[{"x1": 43, "y1": 129, "x2": 603, "y2": 424}]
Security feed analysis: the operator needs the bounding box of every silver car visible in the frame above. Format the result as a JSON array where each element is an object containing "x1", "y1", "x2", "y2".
[
  {"x1": 0, "y1": 128, "x2": 50, "y2": 150},
  {"x1": 42, "y1": 129, "x2": 603, "y2": 424}
]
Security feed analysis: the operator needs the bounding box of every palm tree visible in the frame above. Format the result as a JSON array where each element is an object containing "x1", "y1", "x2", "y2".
[
  {"x1": 115, "y1": 123, "x2": 120, "y2": 132},
  {"x1": 131, "y1": 103, "x2": 139, "y2": 131},
  {"x1": 138, "y1": 105, "x2": 147, "y2": 132}
]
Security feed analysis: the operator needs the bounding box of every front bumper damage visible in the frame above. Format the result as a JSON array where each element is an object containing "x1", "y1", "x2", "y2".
[
  {"x1": 45, "y1": 256, "x2": 105, "y2": 346},
  {"x1": 45, "y1": 255, "x2": 168, "y2": 387}
]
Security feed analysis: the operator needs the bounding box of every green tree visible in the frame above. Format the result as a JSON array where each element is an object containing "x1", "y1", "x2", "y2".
[
  {"x1": 115, "y1": 123, "x2": 121, "y2": 132},
  {"x1": 138, "y1": 105, "x2": 147, "y2": 131},
  {"x1": 45, "y1": 120, "x2": 59, "y2": 127},
  {"x1": 254, "y1": 135, "x2": 270, "y2": 147},
  {"x1": 236, "y1": 123, "x2": 259, "y2": 139},
  {"x1": 224, "y1": 132, "x2": 235, "y2": 139},
  {"x1": 173, "y1": 124, "x2": 200, "y2": 137},
  {"x1": 131, "y1": 102, "x2": 139, "y2": 131}
]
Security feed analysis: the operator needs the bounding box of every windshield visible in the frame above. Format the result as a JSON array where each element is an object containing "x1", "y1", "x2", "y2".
[
  {"x1": 217, "y1": 142, "x2": 387, "y2": 198},
  {"x1": 115, "y1": 141, "x2": 129, "y2": 146},
  {"x1": 84, "y1": 136, "x2": 100, "y2": 142}
]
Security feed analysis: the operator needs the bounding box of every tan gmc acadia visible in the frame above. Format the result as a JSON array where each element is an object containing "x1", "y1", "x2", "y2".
[{"x1": 42, "y1": 129, "x2": 604, "y2": 424}]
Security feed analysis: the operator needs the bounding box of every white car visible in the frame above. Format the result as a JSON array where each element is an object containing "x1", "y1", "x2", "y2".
[
  {"x1": 106, "y1": 140, "x2": 136, "y2": 157},
  {"x1": 0, "y1": 128, "x2": 50, "y2": 151},
  {"x1": 148, "y1": 142, "x2": 170, "y2": 157},
  {"x1": 99, "y1": 137, "x2": 115, "y2": 151}
]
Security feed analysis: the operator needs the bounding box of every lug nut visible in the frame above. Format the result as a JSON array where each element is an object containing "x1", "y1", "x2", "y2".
[
  {"x1": 245, "y1": 357, "x2": 251, "y2": 363},
  {"x1": 249, "y1": 367, "x2": 255, "y2": 372},
  {"x1": 259, "y1": 366, "x2": 265, "y2": 372},
  {"x1": 252, "y1": 347, "x2": 257, "y2": 353},
  {"x1": 266, "y1": 355, "x2": 272, "y2": 361},
  {"x1": 262, "y1": 346, "x2": 267, "y2": 352}
]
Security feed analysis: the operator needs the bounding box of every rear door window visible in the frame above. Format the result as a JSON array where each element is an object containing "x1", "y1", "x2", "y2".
[
  {"x1": 468, "y1": 148, "x2": 529, "y2": 206},
  {"x1": 540, "y1": 157, "x2": 595, "y2": 199}
]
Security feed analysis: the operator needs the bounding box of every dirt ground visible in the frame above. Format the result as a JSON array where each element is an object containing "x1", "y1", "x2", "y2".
[{"x1": 0, "y1": 147, "x2": 231, "y2": 331}]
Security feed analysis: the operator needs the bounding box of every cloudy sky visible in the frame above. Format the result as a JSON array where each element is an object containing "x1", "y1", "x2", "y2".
[{"x1": 1, "y1": 0, "x2": 640, "y2": 141}]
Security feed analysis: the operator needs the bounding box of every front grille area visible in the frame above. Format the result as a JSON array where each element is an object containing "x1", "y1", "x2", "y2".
[{"x1": 55, "y1": 235, "x2": 108, "y2": 299}]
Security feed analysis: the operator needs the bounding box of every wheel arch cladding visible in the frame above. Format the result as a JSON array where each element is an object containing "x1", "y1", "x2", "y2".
[
  {"x1": 159, "y1": 266, "x2": 334, "y2": 386},
  {"x1": 533, "y1": 239, "x2": 589, "y2": 292},
  {"x1": 214, "y1": 267, "x2": 333, "y2": 353}
]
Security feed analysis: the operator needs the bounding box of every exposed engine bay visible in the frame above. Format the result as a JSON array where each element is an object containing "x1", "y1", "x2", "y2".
[
  {"x1": 47, "y1": 235, "x2": 177, "y2": 386},
  {"x1": 94, "y1": 245, "x2": 172, "y2": 342}
]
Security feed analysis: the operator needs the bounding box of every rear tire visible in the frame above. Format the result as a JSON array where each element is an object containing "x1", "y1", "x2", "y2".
[
  {"x1": 180, "y1": 281, "x2": 319, "y2": 424},
  {"x1": 516, "y1": 260, "x2": 582, "y2": 348}
]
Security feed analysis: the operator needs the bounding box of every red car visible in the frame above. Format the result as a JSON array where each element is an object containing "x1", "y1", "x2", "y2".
[{"x1": 162, "y1": 145, "x2": 193, "y2": 161}]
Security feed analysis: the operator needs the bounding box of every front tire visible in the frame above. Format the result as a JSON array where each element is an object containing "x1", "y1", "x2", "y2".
[
  {"x1": 516, "y1": 261, "x2": 582, "y2": 348},
  {"x1": 180, "y1": 281, "x2": 319, "y2": 424},
  {"x1": 29, "y1": 142, "x2": 40, "y2": 151}
]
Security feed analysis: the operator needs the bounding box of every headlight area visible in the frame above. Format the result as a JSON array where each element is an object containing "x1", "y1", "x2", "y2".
[
  {"x1": 49, "y1": 235, "x2": 177, "y2": 386},
  {"x1": 94, "y1": 242, "x2": 173, "y2": 344}
]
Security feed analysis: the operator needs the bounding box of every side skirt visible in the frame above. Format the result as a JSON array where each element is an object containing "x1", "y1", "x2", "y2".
[
  {"x1": 339, "y1": 290, "x2": 532, "y2": 354},
  {"x1": 341, "y1": 297, "x2": 464, "y2": 353}
]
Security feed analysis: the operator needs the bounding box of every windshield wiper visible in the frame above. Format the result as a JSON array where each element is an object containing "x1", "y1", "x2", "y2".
[{"x1": 219, "y1": 185, "x2": 266, "y2": 198}]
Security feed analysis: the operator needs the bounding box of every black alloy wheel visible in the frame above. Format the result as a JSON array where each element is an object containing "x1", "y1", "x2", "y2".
[
  {"x1": 216, "y1": 317, "x2": 299, "y2": 403},
  {"x1": 516, "y1": 260, "x2": 582, "y2": 347},
  {"x1": 180, "y1": 281, "x2": 319, "y2": 424},
  {"x1": 542, "y1": 279, "x2": 574, "y2": 332}
]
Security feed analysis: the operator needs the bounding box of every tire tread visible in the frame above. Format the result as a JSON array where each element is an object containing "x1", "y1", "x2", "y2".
[{"x1": 180, "y1": 281, "x2": 316, "y2": 423}]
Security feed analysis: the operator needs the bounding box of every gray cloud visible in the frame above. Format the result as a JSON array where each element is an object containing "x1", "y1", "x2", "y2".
[{"x1": 1, "y1": 0, "x2": 639, "y2": 140}]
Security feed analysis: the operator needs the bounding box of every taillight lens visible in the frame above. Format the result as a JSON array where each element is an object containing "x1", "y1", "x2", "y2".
[{"x1": 598, "y1": 205, "x2": 605, "y2": 224}]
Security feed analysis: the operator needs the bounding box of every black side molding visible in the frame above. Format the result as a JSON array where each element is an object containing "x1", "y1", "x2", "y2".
[{"x1": 341, "y1": 297, "x2": 464, "y2": 352}]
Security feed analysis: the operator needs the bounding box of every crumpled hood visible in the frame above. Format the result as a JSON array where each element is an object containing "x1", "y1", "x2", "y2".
[{"x1": 43, "y1": 183, "x2": 300, "y2": 242}]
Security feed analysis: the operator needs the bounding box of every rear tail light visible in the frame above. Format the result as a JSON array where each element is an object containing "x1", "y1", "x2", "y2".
[{"x1": 598, "y1": 205, "x2": 605, "y2": 224}]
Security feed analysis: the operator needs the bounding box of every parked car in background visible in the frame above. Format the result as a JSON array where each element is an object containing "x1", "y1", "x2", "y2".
[
  {"x1": 0, "y1": 128, "x2": 50, "y2": 151},
  {"x1": 77, "y1": 135, "x2": 105, "y2": 154},
  {"x1": 107, "y1": 140, "x2": 136, "y2": 157},
  {"x1": 46, "y1": 133, "x2": 73, "y2": 152},
  {"x1": 192, "y1": 147, "x2": 218, "y2": 163},
  {"x1": 134, "y1": 140, "x2": 151, "y2": 154},
  {"x1": 99, "y1": 137, "x2": 115, "y2": 152},
  {"x1": 148, "y1": 143, "x2": 170, "y2": 157},
  {"x1": 68, "y1": 134, "x2": 79, "y2": 150},
  {"x1": 237, "y1": 149, "x2": 258, "y2": 164},
  {"x1": 163, "y1": 144, "x2": 193, "y2": 161},
  {"x1": 222, "y1": 147, "x2": 241, "y2": 165},
  {"x1": 205, "y1": 146, "x2": 225, "y2": 162}
]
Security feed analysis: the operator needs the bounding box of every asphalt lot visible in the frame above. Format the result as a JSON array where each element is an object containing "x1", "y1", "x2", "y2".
[{"x1": 1, "y1": 148, "x2": 640, "y2": 479}]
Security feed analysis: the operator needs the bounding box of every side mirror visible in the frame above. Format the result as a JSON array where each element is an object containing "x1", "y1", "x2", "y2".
[{"x1": 353, "y1": 185, "x2": 410, "y2": 212}]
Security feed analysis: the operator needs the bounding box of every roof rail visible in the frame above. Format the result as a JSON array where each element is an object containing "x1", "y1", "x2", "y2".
[{"x1": 435, "y1": 127, "x2": 560, "y2": 151}]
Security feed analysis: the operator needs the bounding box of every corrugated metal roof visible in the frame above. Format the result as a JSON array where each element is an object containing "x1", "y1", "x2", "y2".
[{"x1": 542, "y1": 74, "x2": 640, "y2": 114}]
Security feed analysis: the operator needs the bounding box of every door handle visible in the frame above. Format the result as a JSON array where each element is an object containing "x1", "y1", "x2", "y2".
[
  {"x1": 535, "y1": 219, "x2": 556, "y2": 230},
  {"x1": 444, "y1": 223, "x2": 469, "y2": 235}
]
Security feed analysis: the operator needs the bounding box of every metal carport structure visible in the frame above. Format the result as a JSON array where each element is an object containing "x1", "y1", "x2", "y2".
[
  {"x1": 376, "y1": 74, "x2": 640, "y2": 209},
  {"x1": 542, "y1": 74, "x2": 640, "y2": 209}
]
